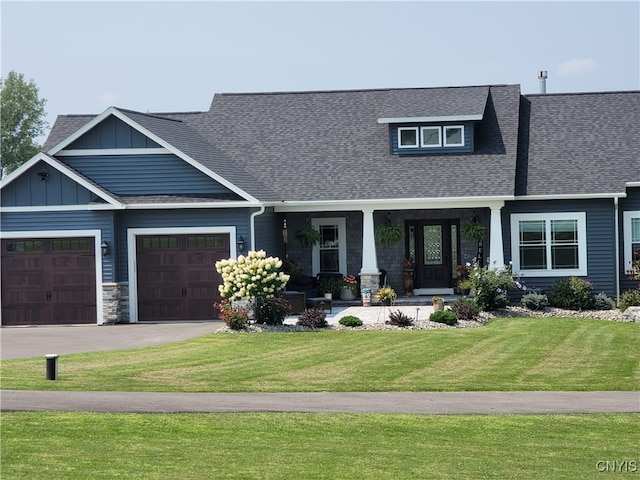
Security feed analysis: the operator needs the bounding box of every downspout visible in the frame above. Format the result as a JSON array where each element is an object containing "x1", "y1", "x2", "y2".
[
  {"x1": 250, "y1": 205, "x2": 266, "y2": 251},
  {"x1": 614, "y1": 196, "x2": 620, "y2": 306}
]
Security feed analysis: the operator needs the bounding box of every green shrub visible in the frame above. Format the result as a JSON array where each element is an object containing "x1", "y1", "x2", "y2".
[
  {"x1": 592, "y1": 292, "x2": 613, "y2": 311},
  {"x1": 297, "y1": 308, "x2": 328, "y2": 328},
  {"x1": 520, "y1": 292, "x2": 549, "y2": 311},
  {"x1": 620, "y1": 287, "x2": 640, "y2": 312},
  {"x1": 386, "y1": 310, "x2": 414, "y2": 327},
  {"x1": 429, "y1": 310, "x2": 458, "y2": 325},
  {"x1": 338, "y1": 315, "x2": 363, "y2": 327},
  {"x1": 450, "y1": 298, "x2": 479, "y2": 320},
  {"x1": 548, "y1": 277, "x2": 593, "y2": 310},
  {"x1": 469, "y1": 263, "x2": 521, "y2": 311},
  {"x1": 256, "y1": 297, "x2": 292, "y2": 325}
]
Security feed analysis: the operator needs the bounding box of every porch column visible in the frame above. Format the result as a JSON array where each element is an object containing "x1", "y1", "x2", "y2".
[
  {"x1": 360, "y1": 208, "x2": 379, "y2": 274},
  {"x1": 489, "y1": 205, "x2": 505, "y2": 266},
  {"x1": 359, "y1": 208, "x2": 380, "y2": 295}
]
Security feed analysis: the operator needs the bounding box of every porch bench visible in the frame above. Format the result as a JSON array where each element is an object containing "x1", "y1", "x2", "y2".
[{"x1": 281, "y1": 291, "x2": 306, "y2": 314}]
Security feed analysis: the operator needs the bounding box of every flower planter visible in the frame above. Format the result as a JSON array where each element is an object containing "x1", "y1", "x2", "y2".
[{"x1": 340, "y1": 288, "x2": 355, "y2": 301}]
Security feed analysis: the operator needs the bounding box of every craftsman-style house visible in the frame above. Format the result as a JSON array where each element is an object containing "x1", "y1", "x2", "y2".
[{"x1": 1, "y1": 83, "x2": 639, "y2": 325}]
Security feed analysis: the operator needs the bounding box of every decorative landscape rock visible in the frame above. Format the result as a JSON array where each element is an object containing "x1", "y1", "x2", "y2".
[{"x1": 622, "y1": 306, "x2": 640, "y2": 322}]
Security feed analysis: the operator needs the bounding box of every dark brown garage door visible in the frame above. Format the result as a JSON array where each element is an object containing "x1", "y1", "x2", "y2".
[
  {"x1": 1, "y1": 238, "x2": 97, "y2": 325},
  {"x1": 136, "y1": 234, "x2": 228, "y2": 321}
]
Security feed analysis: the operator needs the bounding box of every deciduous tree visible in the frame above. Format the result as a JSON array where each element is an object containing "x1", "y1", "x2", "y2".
[{"x1": 1, "y1": 71, "x2": 47, "y2": 175}]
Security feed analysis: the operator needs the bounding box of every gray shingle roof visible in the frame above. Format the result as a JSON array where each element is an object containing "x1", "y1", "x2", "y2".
[
  {"x1": 519, "y1": 91, "x2": 640, "y2": 196},
  {"x1": 378, "y1": 86, "x2": 490, "y2": 122},
  {"x1": 41, "y1": 84, "x2": 637, "y2": 204},
  {"x1": 168, "y1": 85, "x2": 521, "y2": 202}
]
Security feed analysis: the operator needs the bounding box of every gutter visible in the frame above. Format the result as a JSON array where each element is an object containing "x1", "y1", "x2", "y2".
[{"x1": 250, "y1": 205, "x2": 266, "y2": 251}]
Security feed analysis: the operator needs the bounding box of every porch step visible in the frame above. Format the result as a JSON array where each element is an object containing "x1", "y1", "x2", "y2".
[{"x1": 412, "y1": 288, "x2": 455, "y2": 296}]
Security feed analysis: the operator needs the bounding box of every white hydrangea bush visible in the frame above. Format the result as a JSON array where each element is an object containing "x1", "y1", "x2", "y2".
[{"x1": 215, "y1": 250, "x2": 290, "y2": 302}]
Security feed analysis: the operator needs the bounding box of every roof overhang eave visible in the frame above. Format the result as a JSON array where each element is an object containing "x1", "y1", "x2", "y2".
[{"x1": 272, "y1": 195, "x2": 514, "y2": 212}]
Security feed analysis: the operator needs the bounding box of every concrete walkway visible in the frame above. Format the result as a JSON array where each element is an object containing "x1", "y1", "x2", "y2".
[{"x1": 2, "y1": 390, "x2": 638, "y2": 415}]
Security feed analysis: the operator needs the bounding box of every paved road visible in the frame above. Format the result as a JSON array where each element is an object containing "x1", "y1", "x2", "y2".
[{"x1": 2, "y1": 390, "x2": 638, "y2": 414}]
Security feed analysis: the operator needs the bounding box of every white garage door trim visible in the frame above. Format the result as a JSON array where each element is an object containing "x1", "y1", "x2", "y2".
[
  {"x1": 127, "y1": 226, "x2": 236, "y2": 323},
  {"x1": 0, "y1": 229, "x2": 104, "y2": 325}
]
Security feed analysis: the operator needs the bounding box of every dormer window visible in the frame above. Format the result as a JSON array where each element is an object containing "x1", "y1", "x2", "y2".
[
  {"x1": 444, "y1": 126, "x2": 464, "y2": 146},
  {"x1": 398, "y1": 127, "x2": 419, "y2": 148},
  {"x1": 420, "y1": 127, "x2": 441, "y2": 147},
  {"x1": 395, "y1": 124, "x2": 467, "y2": 152}
]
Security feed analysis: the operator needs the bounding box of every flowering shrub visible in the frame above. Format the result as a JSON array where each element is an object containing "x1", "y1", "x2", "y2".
[
  {"x1": 342, "y1": 275, "x2": 358, "y2": 295},
  {"x1": 215, "y1": 250, "x2": 290, "y2": 302},
  {"x1": 469, "y1": 261, "x2": 526, "y2": 311}
]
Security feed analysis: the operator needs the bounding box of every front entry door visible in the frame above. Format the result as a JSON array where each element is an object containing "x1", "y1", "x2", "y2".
[{"x1": 414, "y1": 221, "x2": 458, "y2": 289}]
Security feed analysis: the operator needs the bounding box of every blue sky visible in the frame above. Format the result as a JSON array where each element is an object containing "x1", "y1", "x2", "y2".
[{"x1": 2, "y1": 1, "x2": 639, "y2": 141}]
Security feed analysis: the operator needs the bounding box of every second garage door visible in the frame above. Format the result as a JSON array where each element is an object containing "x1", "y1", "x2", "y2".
[{"x1": 136, "y1": 234, "x2": 229, "y2": 321}]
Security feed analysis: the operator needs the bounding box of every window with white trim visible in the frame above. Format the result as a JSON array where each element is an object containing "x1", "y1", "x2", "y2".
[
  {"x1": 398, "y1": 127, "x2": 419, "y2": 148},
  {"x1": 444, "y1": 126, "x2": 464, "y2": 146},
  {"x1": 397, "y1": 125, "x2": 465, "y2": 149},
  {"x1": 311, "y1": 217, "x2": 347, "y2": 275},
  {"x1": 623, "y1": 211, "x2": 640, "y2": 276},
  {"x1": 420, "y1": 126, "x2": 441, "y2": 147},
  {"x1": 510, "y1": 212, "x2": 587, "y2": 276}
]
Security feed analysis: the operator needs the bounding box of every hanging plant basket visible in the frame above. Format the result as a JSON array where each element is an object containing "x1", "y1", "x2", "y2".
[
  {"x1": 461, "y1": 220, "x2": 487, "y2": 242},
  {"x1": 375, "y1": 223, "x2": 403, "y2": 246},
  {"x1": 295, "y1": 226, "x2": 321, "y2": 248}
]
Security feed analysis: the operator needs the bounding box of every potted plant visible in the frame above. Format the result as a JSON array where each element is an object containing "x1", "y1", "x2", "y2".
[
  {"x1": 376, "y1": 285, "x2": 396, "y2": 306},
  {"x1": 432, "y1": 295, "x2": 445, "y2": 311},
  {"x1": 461, "y1": 220, "x2": 487, "y2": 242},
  {"x1": 295, "y1": 226, "x2": 321, "y2": 248},
  {"x1": 316, "y1": 277, "x2": 340, "y2": 299},
  {"x1": 457, "y1": 279, "x2": 472, "y2": 295},
  {"x1": 374, "y1": 223, "x2": 403, "y2": 246},
  {"x1": 340, "y1": 275, "x2": 358, "y2": 300}
]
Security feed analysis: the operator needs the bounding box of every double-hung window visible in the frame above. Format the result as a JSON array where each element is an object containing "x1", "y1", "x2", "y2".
[
  {"x1": 311, "y1": 217, "x2": 346, "y2": 275},
  {"x1": 623, "y1": 211, "x2": 640, "y2": 276},
  {"x1": 510, "y1": 212, "x2": 587, "y2": 276}
]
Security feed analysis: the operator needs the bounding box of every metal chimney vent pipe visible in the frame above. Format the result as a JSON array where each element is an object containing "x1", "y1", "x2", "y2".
[{"x1": 538, "y1": 70, "x2": 548, "y2": 94}]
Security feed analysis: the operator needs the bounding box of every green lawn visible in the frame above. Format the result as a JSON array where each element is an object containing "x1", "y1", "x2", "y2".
[
  {"x1": 3, "y1": 412, "x2": 639, "y2": 479},
  {"x1": 2, "y1": 318, "x2": 639, "y2": 392},
  {"x1": 3, "y1": 317, "x2": 639, "y2": 479}
]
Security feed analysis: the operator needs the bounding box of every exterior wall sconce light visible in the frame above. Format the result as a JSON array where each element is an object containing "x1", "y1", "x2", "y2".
[
  {"x1": 237, "y1": 236, "x2": 245, "y2": 253},
  {"x1": 101, "y1": 241, "x2": 110, "y2": 257},
  {"x1": 38, "y1": 171, "x2": 49, "y2": 181}
]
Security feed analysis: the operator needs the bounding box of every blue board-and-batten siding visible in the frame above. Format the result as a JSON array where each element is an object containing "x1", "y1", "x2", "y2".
[
  {"x1": 0, "y1": 210, "x2": 116, "y2": 282},
  {"x1": 62, "y1": 154, "x2": 235, "y2": 196},
  {"x1": 1, "y1": 161, "x2": 97, "y2": 207},
  {"x1": 67, "y1": 116, "x2": 162, "y2": 149},
  {"x1": 502, "y1": 198, "x2": 617, "y2": 297},
  {"x1": 116, "y1": 208, "x2": 254, "y2": 282}
]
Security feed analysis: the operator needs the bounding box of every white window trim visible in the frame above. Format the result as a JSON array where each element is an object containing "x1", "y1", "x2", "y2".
[
  {"x1": 443, "y1": 125, "x2": 465, "y2": 147},
  {"x1": 311, "y1": 217, "x2": 347, "y2": 276},
  {"x1": 398, "y1": 127, "x2": 419, "y2": 148},
  {"x1": 510, "y1": 212, "x2": 587, "y2": 277},
  {"x1": 420, "y1": 126, "x2": 442, "y2": 148},
  {"x1": 0, "y1": 229, "x2": 105, "y2": 325},
  {"x1": 127, "y1": 226, "x2": 235, "y2": 323},
  {"x1": 623, "y1": 211, "x2": 640, "y2": 275}
]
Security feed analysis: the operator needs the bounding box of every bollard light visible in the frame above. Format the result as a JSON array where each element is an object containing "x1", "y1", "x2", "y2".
[{"x1": 45, "y1": 354, "x2": 59, "y2": 380}]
